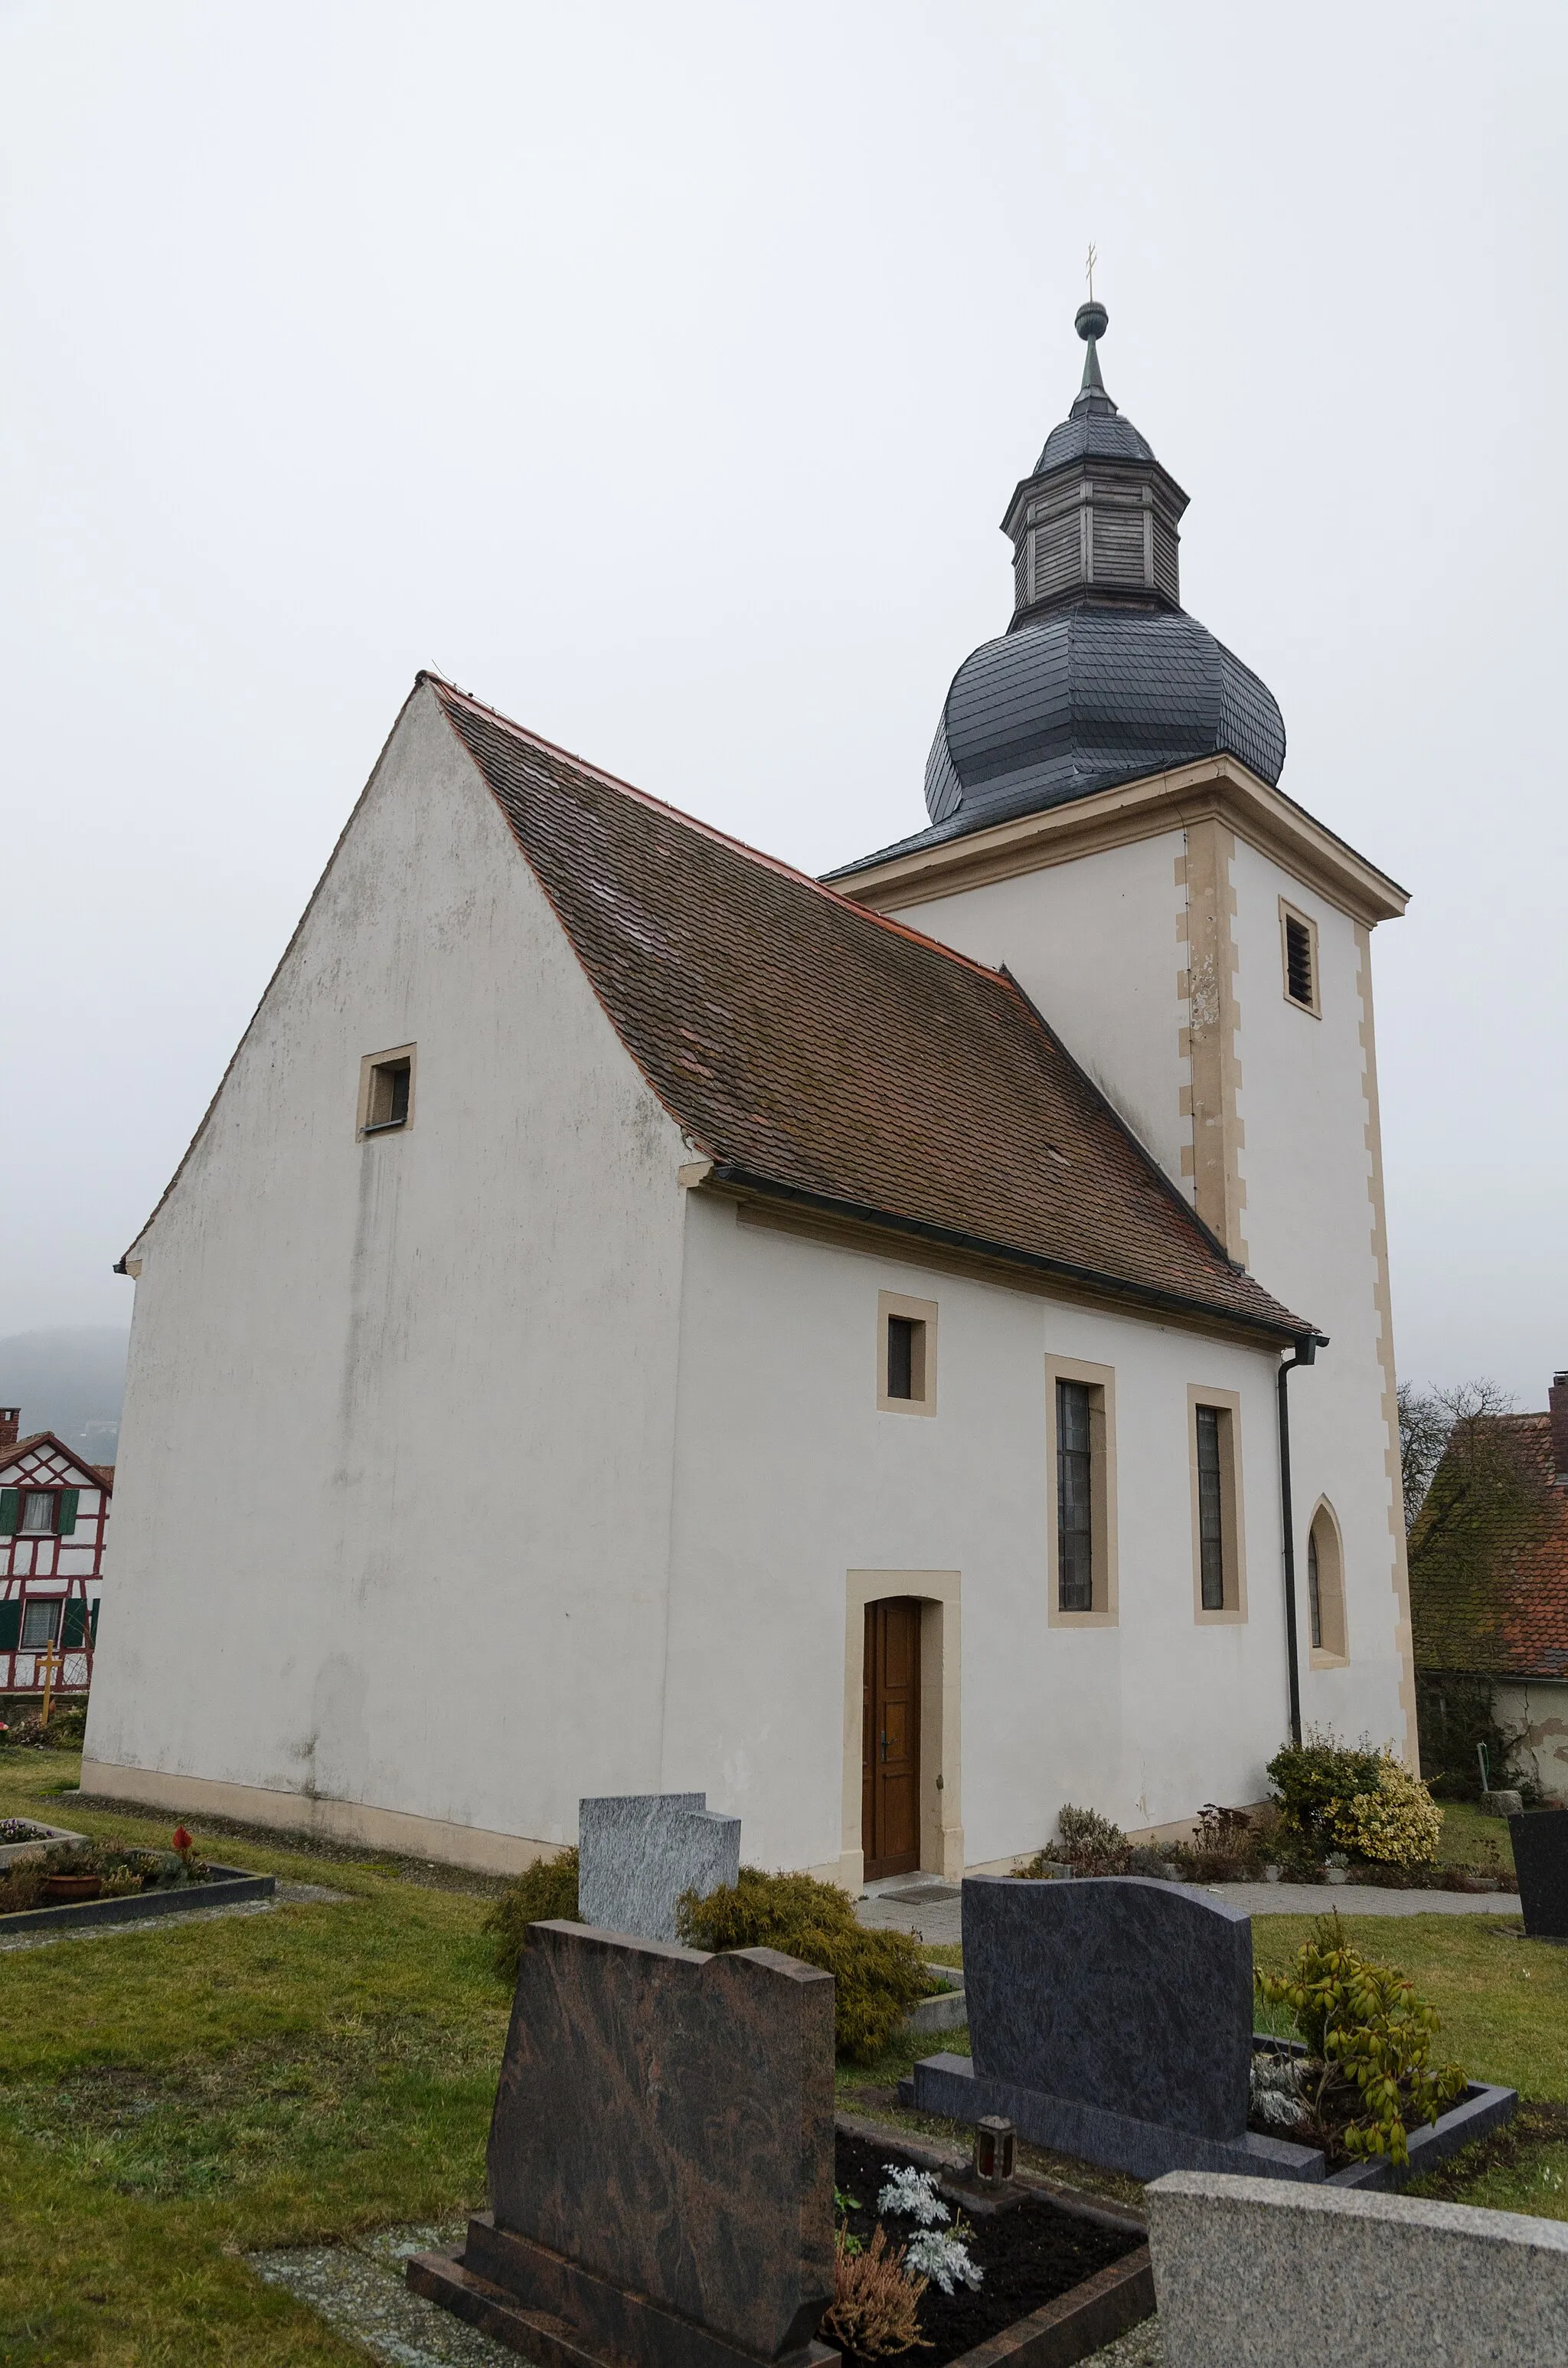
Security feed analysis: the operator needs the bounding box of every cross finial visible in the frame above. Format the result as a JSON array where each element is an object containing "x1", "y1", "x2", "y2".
[{"x1": 1085, "y1": 243, "x2": 1097, "y2": 303}]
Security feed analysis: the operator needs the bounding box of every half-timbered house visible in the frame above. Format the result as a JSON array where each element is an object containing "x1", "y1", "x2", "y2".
[{"x1": 0, "y1": 1408, "x2": 109, "y2": 1715}]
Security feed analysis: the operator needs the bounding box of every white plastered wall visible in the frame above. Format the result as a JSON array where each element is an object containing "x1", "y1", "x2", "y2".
[
  {"x1": 877, "y1": 832, "x2": 1191, "y2": 1192},
  {"x1": 1227, "y1": 840, "x2": 1410, "y2": 1755},
  {"x1": 656, "y1": 1193, "x2": 1292, "y2": 1882},
  {"x1": 884, "y1": 818, "x2": 1411, "y2": 1765},
  {"x1": 84, "y1": 685, "x2": 692, "y2": 1854}
]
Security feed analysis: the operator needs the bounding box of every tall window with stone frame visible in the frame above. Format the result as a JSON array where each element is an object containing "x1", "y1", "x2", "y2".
[
  {"x1": 1195, "y1": 1405, "x2": 1227, "y2": 1611},
  {"x1": 1056, "y1": 1379, "x2": 1095, "y2": 1612}
]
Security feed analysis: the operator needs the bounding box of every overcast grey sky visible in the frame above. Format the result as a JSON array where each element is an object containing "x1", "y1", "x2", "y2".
[{"x1": 2, "y1": 2, "x2": 1563, "y2": 1403}]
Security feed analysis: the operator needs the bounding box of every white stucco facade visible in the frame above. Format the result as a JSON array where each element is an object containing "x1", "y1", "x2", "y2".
[
  {"x1": 84, "y1": 688, "x2": 1413, "y2": 1874},
  {"x1": 871, "y1": 791, "x2": 1413, "y2": 1772}
]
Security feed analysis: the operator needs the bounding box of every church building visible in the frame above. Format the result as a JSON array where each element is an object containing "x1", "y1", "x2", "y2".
[{"x1": 84, "y1": 305, "x2": 1414, "y2": 1880}]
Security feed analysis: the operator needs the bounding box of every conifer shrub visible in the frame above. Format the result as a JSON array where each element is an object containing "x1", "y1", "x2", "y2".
[
  {"x1": 485, "y1": 1846, "x2": 581, "y2": 1984},
  {"x1": 676, "y1": 1868, "x2": 936, "y2": 2062}
]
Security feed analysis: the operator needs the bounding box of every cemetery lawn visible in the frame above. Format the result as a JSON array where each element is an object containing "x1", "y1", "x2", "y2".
[{"x1": 0, "y1": 1749, "x2": 510, "y2": 2364}]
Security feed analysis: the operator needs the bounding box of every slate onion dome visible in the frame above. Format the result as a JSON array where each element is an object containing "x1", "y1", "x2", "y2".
[{"x1": 919, "y1": 303, "x2": 1285, "y2": 839}]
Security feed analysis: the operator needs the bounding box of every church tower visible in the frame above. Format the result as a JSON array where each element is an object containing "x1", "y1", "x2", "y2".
[{"x1": 830, "y1": 302, "x2": 1417, "y2": 1761}]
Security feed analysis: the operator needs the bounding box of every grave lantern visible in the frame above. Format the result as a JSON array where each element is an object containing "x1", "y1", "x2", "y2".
[{"x1": 974, "y1": 2114, "x2": 1015, "y2": 2187}]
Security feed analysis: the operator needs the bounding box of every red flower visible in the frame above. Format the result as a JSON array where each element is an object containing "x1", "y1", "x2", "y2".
[{"x1": 172, "y1": 1824, "x2": 193, "y2": 1854}]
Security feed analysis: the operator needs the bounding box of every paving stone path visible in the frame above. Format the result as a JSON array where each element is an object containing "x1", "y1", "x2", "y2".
[
  {"x1": 252, "y1": 2226, "x2": 516, "y2": 2366},
  {"x1": 855, "y1": 1875, "x2": 1521, "y2": 1942}
]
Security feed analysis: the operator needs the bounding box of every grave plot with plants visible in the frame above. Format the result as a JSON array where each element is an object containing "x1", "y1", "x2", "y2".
[
  {"x1": 826, "y1": 2132, "x2": 1144, "y2": 2368},
  {"x1": 1249, "y1": 1912, "x2": 1472, "y2": 2169},
  {"x1": 0, "y1": 1823, "x2": 216, "y2": 1915}
]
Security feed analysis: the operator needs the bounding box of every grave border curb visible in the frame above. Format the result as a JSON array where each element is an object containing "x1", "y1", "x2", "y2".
[{"x1": 0, "y1": 1862, "x2": 276, "y2": 1935}]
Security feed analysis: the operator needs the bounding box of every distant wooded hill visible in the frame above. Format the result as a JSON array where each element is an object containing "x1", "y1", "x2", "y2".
[{"x1": 0, "y1": 1328, "x2": 129, "y2": 1469}]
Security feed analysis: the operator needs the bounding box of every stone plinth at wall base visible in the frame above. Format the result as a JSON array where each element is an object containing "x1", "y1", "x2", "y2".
[
  {"x1": 408, "y1": 2225, "x2": 838, "y2": 2368},
  {"x1": 1146, "y1": 2170, "x2": 1568, "y2": 2368},
  {"x1": 903, "y1": 2052, "x2": 1518, "y2": 2189}
]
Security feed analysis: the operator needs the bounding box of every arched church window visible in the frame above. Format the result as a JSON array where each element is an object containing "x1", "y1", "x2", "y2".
[{"x1": 1307, "y1": 1503, "x2": 1348, "y2": 1661}]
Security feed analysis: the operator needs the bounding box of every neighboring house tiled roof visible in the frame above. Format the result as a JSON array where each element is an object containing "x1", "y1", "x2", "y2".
[
  {"x1": 430, "y1": 677, "x2": 1311, "y2": 1345},
  {"x1": 0, "y1": 1435, "x2": 115, "y2": 1490},
  {"x1": 1410, "y1": 1413, "x2": 1568, "y2": 1682}
]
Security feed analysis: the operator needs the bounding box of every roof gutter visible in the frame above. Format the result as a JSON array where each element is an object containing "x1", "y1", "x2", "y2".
[{"x1": 704, "y1": 1163, "x2": 1310, "y2": 1349}]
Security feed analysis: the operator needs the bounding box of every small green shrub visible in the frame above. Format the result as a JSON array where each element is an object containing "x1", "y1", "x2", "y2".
[
  {"x1": 485, "y1": 1847, "x2": 581, "y2": 1984},
  {"x1": 1267, "y1": 1732, "x2": 1442, "y2": 1868},
  {"x1": 676, "y1": 1868, "x2": 934, "y2": 2062},
  {"x1": 1324, "y1": 1757, "x2": 1443, "y2": 1866},
  {"x1": 1255, "y1": 1913, "x2": 1467, "y2": 2166},
  {"x1": 1266, "y1": 1732, "x2": 1388, "y2": 1852},
  {"x1": 1047, "y1": 1804, "x2": 1130, "y2": 1874}
]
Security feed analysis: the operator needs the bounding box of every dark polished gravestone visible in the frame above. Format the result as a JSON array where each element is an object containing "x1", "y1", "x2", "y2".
[
  {"x1": 408, "y1": 1919, "x2": 839, "y2": 2368},
  {"x1": 1509, "y1": 1807, "x2": 1568, "y2": 1940},
  {"x1": 908, "y1": 1874, "x2": 1328, "y2": 2183}
]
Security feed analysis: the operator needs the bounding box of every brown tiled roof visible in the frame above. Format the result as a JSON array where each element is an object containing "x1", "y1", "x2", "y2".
[
  {"x1": 1410, "y1": 1413, "x2": 1568, "y2": 1682},
  {"x1": 430, "y1": 678, "x2": 1310, "y2": 1344},
  {"x1": 0, "y1": 1434, "x2": 113, "y2": 1490}
]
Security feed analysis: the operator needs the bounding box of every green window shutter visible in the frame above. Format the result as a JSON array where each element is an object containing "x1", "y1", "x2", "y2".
[
  {"x1": 90, "y1": 1598, "x2": 100, "y2": 1646},
  {"x1": 62, "y1": 1599, "x2": 87, "y2": 1648},
  {"x1": 57, "y1": 1488, "x2": 80, "y2": 1536},
  {"x1": 0, "y1": 1490, "x2": 18, "y2": 1537},
  {"x1": 0, "y1": 1601, "x2": 20, "y2": 1652}
]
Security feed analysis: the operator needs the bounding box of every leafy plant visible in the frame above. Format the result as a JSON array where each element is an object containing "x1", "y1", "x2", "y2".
[
  {"x1": 1168, "y1": 1804, "x2": 1263, "y2": 1882},
  {"x1": 676, "y1": 1869, "x2": 933, "y2": 2062},
  {"x1": 875, "y1": 2164, "x2": 982, "y2": 2294},
  {"x1": 876, "y1": 2164, "x2": 949, "y2": 2226},
  {"x1": 1266, "y1": 1732, "x2": 1387, "y2": 1854},
  {"x1": 1255, "y1": 1914, "x2": 1467, "y2": 2166},
  {"x1": 1322, "y1": 1756, "x2": 1443, "y2": 1866},
  {"x1": 1040, "y1": 1804, "x2": 1130, "y2": 1874},
  {"x1": 822, "y1": 2224, "x2": 929, "y2": 2357},
  {"x1": 0, "y1": 1862, "x2": 47, "y2": 1915},
  {"x1": 484, "y1": 1846, "x2": 581, "y2": 1984}
]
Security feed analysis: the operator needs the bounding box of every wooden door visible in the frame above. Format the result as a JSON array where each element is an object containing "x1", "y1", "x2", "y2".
[{"x1": 861, "y1": 1598, "x2": 922, "y2": 1880}]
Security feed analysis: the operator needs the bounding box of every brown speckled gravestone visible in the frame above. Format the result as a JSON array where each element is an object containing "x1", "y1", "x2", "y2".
[{"x1": 408, "y1": 1920, "x2": 838, "y2": 2368}]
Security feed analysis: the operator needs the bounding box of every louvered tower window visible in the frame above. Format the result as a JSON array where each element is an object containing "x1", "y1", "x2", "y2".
[{"x1": 1280, "y1": 902, "x2": 1320, "y2": 1014}]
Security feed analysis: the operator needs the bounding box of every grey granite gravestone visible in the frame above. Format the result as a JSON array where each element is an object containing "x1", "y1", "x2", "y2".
[
  {"x1": 577, "y1": 1792, "x2": 740, "y2": 1944},
  {"x1": 908, "y1": 1874, "x2": 1325, "y2": 2182},
  {"x1": 1508, "y1": 1807, "x2": 1568, "y2": 1939},
  {"x1": 1148, "y1": 2172, "x2": 1568, "y2": 2367},
  {"x1": 407, "y1": 1920, "x2": 838, "y2": 2368}
]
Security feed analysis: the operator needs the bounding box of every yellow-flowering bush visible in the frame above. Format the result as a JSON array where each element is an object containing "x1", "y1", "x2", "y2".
[{"x1": 1323, "y1": 1754, "x2": 1442, "y2": 1866}]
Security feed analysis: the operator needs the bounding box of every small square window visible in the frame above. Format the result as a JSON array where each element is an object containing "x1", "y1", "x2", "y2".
[
  {"x1": 1279, "y1": 899, "x2": 1320, "y2": 1016},
  {"x1": 357, "y1": 1044, "x2": 416, "y2": 1137},
  {"x1": 21, "y1": 1492, "x2": 54, "y2": 1535},
  {"x1": 877, "y1": 1292, "x2": 937, "y2": 1415},
  {"x1": 21, "y1": 1597, "x2": 61, "y2": 1650}
]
